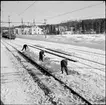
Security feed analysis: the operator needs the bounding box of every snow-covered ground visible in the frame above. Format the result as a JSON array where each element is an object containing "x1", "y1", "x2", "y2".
[
  {"x1": 3, "y1": 37, "x2": 105, "y2": 104},
  {"x1": 1, "y1": 40, "x2": 87, "y2": 105},
  {"x1": 15, "y1": 38, "x2": 105, "y2": 72},
  {"x1": 16, "y1": 34, "x2": 105, "y2": 51},
  {"x1": 1, "y1": 34, "x2": 105, "y2": 104},
  {"x1": 1, "y1": 42, "x2": 53, "y2": 105}
]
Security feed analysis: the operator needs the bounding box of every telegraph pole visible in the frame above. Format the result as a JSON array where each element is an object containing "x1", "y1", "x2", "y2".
[
  {"x1": 33, "y1": 19, "x2": 35, "y2": 26},
  {"x1": 8, "y1": 15, "x2": 11, "y2": 38},
  {"x1": 44, "y1": 19, "x2": 47, "y2": 38},
  {"x1": 12, "y1": 25, "x2": 14, "y2": 34},
  {"x1": 1, "y1": 2, "x2": 3, "y2": 36},
  {"x1": 27, "y1": 22, "x2": 29, "y2": 26},
  {"x1": 21, "y1": 18, "x2": 23, "y2": 35}
]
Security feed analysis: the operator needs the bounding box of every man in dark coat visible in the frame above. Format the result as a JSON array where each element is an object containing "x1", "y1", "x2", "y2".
[
  {"x1": 60, "y1": 58, "x2": 68, "y2": 75},
  {"x1": 39, "y1": 50, "x2": 45, "y2": 62},
  {"x1": 21, "y1": 44, "x2": 28, "y2": 51}
]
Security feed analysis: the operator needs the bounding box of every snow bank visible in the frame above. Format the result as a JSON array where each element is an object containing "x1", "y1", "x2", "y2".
[{"x1": 22, "y1": 47, "x2": 105, "y2": 104}]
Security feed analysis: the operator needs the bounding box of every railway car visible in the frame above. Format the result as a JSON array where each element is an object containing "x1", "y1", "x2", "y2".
[{"x1": 2, "y1": 31, "x2": 16, "y2": 39}]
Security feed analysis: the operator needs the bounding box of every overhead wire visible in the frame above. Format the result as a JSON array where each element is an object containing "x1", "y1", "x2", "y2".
[
  {"x1": 17, "y1": 1, "x2": 104, "y2": 22},
  {"x1": 1, "y1": 13, "x2": 105, "y2": 25},
  {"x1": 18, "y1": 1, "x2": 37, "y2": 16},
  {"x1": 44, "y1": 2, "x2": 104, "y2": 20}
]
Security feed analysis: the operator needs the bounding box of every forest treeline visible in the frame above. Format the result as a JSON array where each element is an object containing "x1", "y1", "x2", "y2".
[{"x1": 40, "y1": 18, "x2": 106, "y2": 34}]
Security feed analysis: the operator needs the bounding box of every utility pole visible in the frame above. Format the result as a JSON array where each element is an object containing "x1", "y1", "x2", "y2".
[
  {"x1": 27, "y1": 22, "x2": 29, "y2": 26},
  {"x1": 33, "y1": 19, "x2": 35, "y2": 26},
  {"x1": 8, "y1": 15, "x2": 11, "y2": 38},
  {"x1": 21, "y1": 18, "x2": 23, "y2": 35},
  {"x1": 12, "y1": 25, "x2": 14, "y2": 34},
  {"x1": 44, "y1": 19, "x2": 47, "y2": 38},
  {"x1": 27, "y1": 22, "x2": 30, "y2": 35},
  {"x1": 1, "y1": 2, "x2": 3, "y2": 36},
  {"x1": 33, "y1": 19, "x2": 36, "y2": 35}
]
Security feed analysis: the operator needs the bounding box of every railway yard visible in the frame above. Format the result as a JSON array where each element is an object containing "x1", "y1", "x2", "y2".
[
  {"x1": 1, "y1": 37, "x2": 105, "y2": 105},
  {"x1": 1, "y1": 1, "x2": 105, "y2": 105}
]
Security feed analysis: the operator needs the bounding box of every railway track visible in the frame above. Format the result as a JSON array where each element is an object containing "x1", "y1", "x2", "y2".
[
  {"x1": 4, "y1": 40, "x2": 105, "y2": 82},
  {"x1": 32, "y1": 44, "x2": 105, "y2": 66},
  {"x1": 11, "y1": 39, "x2": 105, "y2": 70},
  {"x1": 2, "y1": 40, "x2": 92, "y2": 105},
  {"x1": 4, "y1": 39, "x2": 105, "y2": 75},
  {"x1": 28, "y1": 44, "x2": 105, "y2": 71},
  {"x1": 65, "y1": 46, "x2": 105, "y2": 56},
  {"x1": 33, "y1": 43, "x2": 105, "y2": 58},
  {"x1": 16, "y1": 39, "x2": 105, "y2": 59},
  {"x1": 5, "y1": 40, "x2": 100, "y2": 77},
  {"x1": 47, "y1": 47, "x2": 105, "y2": 66},
  {"x1": 16, "y1": 38, "x2": 105, "y2": 56}
]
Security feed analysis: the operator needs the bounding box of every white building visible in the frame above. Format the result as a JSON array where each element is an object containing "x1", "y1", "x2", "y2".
[
  {"x1": 31, "y1": 26, "x2": 44, "y2": 35},
  {"x1": 64, "y1": 31, "x2": 73, "y2": 34},
  {"x1": 23, "y1": 27, "x2": 31, "y2": 35},
  {"x1": 14, "y1": 28, "x2": 22, "y2": 35},
  {"x1": 13, "y1": 25, "x2": 44, "y2": 35}
]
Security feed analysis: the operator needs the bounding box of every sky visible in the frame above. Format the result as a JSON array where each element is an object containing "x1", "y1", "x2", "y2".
[{"x1": 1, "y1": 1, "x2": 105, "y2": 26}]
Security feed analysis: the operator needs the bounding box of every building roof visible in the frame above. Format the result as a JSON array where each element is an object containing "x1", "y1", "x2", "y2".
[{"x1": 31, "y1": 26, "x2": 43, "y2": 30}]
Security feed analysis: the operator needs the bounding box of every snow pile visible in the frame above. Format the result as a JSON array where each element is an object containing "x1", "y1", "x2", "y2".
[
  {"x1": 22, "y1": 49, "x2": 87, "y2": 104},
  {"x1": 22, "y1": 48, "x2": 105, "y2": 104}
]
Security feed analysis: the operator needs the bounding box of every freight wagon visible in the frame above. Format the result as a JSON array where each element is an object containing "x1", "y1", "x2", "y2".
[{"x1": 2, "y1": 31, "x2": 16, "y2": 39}]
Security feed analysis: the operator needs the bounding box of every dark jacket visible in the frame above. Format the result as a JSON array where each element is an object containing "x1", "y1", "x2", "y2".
[
  {"x1": 61, "y1": 59, "x2": 67, "y2": 67},
  {"x1": 22, "y1": 44, "x2": 28, "y2": 51},
  {"x1": 39, "y1": 50, "x2": 45, "y2": 61}
]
